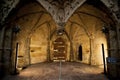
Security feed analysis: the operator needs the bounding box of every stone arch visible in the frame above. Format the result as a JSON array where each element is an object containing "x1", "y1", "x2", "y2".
[
  {"x1": 65, "y1": 2, "x2": 113, "y2": 65},
  {"x1": 0, "y1": 0, "x2": 119, "y2": 27},
  {"x1": 6, "y1": 1, "x2": 54, "y2": 66}
]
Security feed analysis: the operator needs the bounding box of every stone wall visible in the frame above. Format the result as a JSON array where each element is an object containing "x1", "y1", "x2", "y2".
[
  {"x1": 0, "y1": 1, "x2": 118, "y2": 76},
  {"x1": 9, "y1": 2, "x2": 51, "y2": 66},
  {"x1": 5, "y1": 1, "x2": 113, "y2": 66}
]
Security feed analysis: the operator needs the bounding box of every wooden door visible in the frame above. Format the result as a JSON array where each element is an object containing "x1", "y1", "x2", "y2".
[{"x1": 53, "y1": 37, "x2": 66, "y2": 60}]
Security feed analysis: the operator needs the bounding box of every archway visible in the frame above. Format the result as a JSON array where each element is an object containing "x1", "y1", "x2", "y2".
[{"x1": 78, "y1": 45, "x2": 83, "y2": 61}]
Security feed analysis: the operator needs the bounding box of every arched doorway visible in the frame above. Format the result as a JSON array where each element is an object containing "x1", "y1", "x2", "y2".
[
  {"x1": 78, "y1": 45, "x2": 83, "y2": 61},
  {"x1": 53, "y1": 37, "x2": 66, "y2": 61}
]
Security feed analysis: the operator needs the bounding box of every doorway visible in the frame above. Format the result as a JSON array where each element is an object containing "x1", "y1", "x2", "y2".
[
  {"x1": 78, "y1": 45, "x2": 82, "y2": 61},
  {"x1": 53, "y1": 37, "x2": 66, "y2": 60}
]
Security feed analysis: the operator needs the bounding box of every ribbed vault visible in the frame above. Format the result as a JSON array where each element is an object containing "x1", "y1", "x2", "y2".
[{"x1": 0, "y1": 0, "x2": 119, "y2": 27}]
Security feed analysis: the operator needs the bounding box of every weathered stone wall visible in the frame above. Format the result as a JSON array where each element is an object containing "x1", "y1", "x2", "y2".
[
  {"x1": 1, "y1": 1, "x2": 118, "y2": 75},
  {"x1": 10, "y1": 2, "x2": 52, "y2": 65},
  {"x1": 4, "y1": 1, "x2": 114, "y2": 67},
  {"x1": 30, "y1": 24, "x2": 48, "y2": 64},
  {"x1": 0, "y1": 0, "x2": 119, "y2": 79},
  {"x1": 66, "y1": 4, "x2": 109, "y2": 65}
]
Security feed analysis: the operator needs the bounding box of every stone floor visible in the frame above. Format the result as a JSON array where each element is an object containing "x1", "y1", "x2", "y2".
[{"x1": 2, "y1": 62, "x2": 108, "y2": 80}]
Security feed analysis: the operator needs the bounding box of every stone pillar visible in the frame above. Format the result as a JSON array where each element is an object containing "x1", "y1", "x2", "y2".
[
  {"x1": 47, "y1": 40, "x2": 50, "y2": 61},
  {"x1": 116, "y1": 22, "x2": 120, "y2": 57},
  {"x1": 89, "y1": 38, "x2": 92, "y2": 65},
  {"x1": 47, "y1": 23, "x2": 51, "y2": 62},
  {"x1": 3, "y1": 28, "x2": 12, "y2": 74},
  {"x1": 69, "y1": 23, "x2": 74, "y2": 61},
  {"x1": 24, "y1": 38, "x2": 30, "y2": 66},
  {"x1": 70, "y1": 41, "x2": 74, "y2": 61},
  {"x1": 0, "y1": 27, "x2": 5, "y2": 63},
  {"x1": 27, "y1": 38, "x2": 31, "y2": 65},
  {"x1": 0, "y1": 27, "x2": 5, "y2": 77},
  {"x1": 109, "y1": 30, "x2": 118, "y2": 58}
]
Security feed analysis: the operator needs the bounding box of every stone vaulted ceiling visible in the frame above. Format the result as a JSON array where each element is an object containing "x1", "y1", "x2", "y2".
[
  {"x1": 37, "y1": 0, "x2": 86, "y2": 29},
  {"x1": 0, "y1": 0, "x2": 120, "y2": 28}
]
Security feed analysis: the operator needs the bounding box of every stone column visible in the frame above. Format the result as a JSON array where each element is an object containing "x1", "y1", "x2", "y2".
[
  {"x1": 0, "y1": 27, "x2": 5, "y2": 63},
  {"x1": 89, "y1": 38, "x2": 92, "y2": 65},
  {"x1": 109, "y1": 30, "x2": 118, "y2": 58},
  {"x1": 47, "y1": 23, "x2": 51, "y2": 62},
  {"x1": 3, "y1": 28, "x2": 12, "y2": 74},
  {"x1": 24, "y1": 38, "x2": 30, "y2": 66},
  {"x1": 69, "y1": 23, "x2": 74, "y2": 61},
  {"x1": 47, "y1": 40, "x2": 50, "y2": 61},
  {"x1": 0, "y1": 27, "x2": 5, "y2": 77},
  {"x1": 70, "y1": 41, "x2": 74, "y2": 61},
  {"x1": 116, "y1": 22, "x2": 120, "y2": 57}
]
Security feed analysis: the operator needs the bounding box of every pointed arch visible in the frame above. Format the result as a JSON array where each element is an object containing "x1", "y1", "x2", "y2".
[{"x1": 0, "y1": 0, "x2": 119, "y2": 27}]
